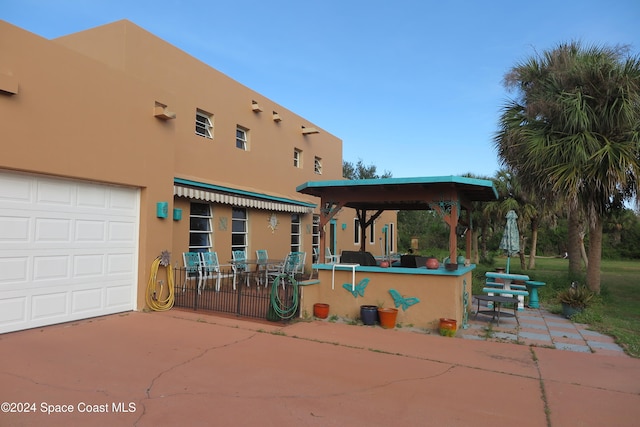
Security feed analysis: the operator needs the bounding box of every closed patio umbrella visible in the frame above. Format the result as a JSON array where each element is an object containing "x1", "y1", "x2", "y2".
[{"x1": 499, "y1": 210, "x2": 520, "y2": 273}]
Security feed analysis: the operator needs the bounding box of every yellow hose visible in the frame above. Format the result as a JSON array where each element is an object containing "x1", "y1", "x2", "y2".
[{"x1": 145, "y1": 256, "x2": 175, "y2": 311}]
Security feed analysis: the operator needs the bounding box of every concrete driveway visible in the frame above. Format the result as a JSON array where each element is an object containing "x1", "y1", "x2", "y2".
[{"x1": 1, "y1": 310, "x2": 639, "y2": 426}]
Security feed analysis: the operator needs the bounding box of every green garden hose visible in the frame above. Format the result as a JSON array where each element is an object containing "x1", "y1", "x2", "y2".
[{"x1": 270, "y1": 274, "x2": 299, "y2": 319}]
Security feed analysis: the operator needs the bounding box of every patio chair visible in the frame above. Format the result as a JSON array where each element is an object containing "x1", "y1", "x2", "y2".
[
  {"x1": 182, "y1": 252, "x2": 203, "y2": 293},
  {"x1": 232, "y1": 250, "x2": 250, "y2": 289},
  {"x1": 267, "y1": 252, "x2": 300, "y2": 288},
  {"x1": 325, "y1": 247, "x2": 340, "y2": 264},
  {"x1": 256, "y1": 249, "x2": 284, "y2": 286},
  {"x1": 200, "y1": 251, "x2": 232, "y2": 292},
  {"x1": 292, "y1": 251, "x2": 306, "y2": 277}
]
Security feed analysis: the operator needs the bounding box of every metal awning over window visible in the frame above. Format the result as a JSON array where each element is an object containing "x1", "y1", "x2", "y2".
[{"x1": 174, "y1": 179, "x2": 315, "y2": 214}]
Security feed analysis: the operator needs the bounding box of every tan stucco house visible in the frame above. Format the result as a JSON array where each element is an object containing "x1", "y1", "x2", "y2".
[{"x1": 0, "y1": 19, "x2": 397, "y2": 333}]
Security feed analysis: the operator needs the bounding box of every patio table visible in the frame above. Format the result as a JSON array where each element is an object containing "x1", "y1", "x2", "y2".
[
  {"x1": 473, "y1": 294, "x2": 519, "y2": 326},
  {"x1": 485, "y1": 272, "x2": 530, "y2": 310},
  {"x1": 229, "y1": 258, "x2": 285, "y2": 286}
]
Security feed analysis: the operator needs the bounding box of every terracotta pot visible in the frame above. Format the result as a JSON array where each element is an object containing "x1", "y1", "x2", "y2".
[
  {"x1": 439, "y1": 318, "x2": 457, "y2": 337},
  {"x1": 425, "y1": 257, "x2": 439, "y2": 269},
  {"x1": 360, "y1": 305, "x2": 378, "y2": 325},
  {"x1": 377, "y1": 307, "x2": 398, "y2": 329},
  {"x1": 313, "y1": 303, "x2": 330, "y2": 319}
]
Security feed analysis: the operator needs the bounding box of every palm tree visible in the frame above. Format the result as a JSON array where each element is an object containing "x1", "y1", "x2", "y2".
[{"x1": 494, "y1": 42, "x2": 640, "y2": 293}]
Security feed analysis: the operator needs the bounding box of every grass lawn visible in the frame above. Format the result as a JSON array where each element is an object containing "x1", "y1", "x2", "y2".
[{"x1": 472, "y1": 257, "x2": 640, "y2": 358}]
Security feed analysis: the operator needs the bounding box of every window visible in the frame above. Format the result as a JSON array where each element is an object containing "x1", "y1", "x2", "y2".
[
  {"x1": 293, "y1": 149, "x2": 302, "y2": 168},
  {"x1": 291, "y1": 214, "x2": 301, "y2": 253},
  {"x1": 189, "y1": 203, "x2": 212, "y2": 252},
  {"x1": 387, "y1": 222, "x2": 395, "y2": 253},
  {"x1": 236, "y1": 126, "x2": 248, "y2": 150},
  {"x1": 312, "y1": 215, "x2": 320, "y2": 262},
  {"x1": 314, "y1": 156, "x2": 322, "y2": 174},
  {"x1": 195, "y1": 110, "x2": 213, "y2": 138},
  {"x1": 231, "y1": 208, "x2": 247, "y2": 253},
  {"x1": 369, "y1": 221, "x2": 375, "y2": 245},
  {"x1": 353, "y1": 218, "x2": 361, "y2": 246}
]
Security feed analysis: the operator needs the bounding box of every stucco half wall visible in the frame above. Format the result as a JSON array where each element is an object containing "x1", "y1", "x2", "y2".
[{"x1": 300, "y1": 265, "x2": 473, "y2": 331}]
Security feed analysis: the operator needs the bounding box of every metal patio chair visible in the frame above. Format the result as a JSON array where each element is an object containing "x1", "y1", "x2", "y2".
[
  {"x1": 200, "y1": 251, "x2": 232, "y2": 292},
  {"x1": 182, "y1": 252, "x2": 203, "y2": 293},
  {"x1": 232, "y1": 250, "x2": 250, "y2": 289}
]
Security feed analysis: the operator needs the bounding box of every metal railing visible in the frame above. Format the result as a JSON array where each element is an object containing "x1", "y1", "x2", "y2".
[{"x1": 173, "y1": 267, "x2": 300, "y2": 321}]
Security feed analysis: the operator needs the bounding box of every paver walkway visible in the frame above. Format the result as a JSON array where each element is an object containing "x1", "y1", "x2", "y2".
[{"x1": 461, "y1": 299, "x2": 626, "y2": 356}]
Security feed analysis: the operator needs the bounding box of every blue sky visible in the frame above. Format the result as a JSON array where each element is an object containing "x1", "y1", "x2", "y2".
[{"x1": 3, "y1": 0, "x2": 639, "y2": 179}]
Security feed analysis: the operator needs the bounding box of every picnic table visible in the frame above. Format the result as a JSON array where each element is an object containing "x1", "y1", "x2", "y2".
[{"x1": 485, "y1": 272, "x2": 530, "y2": 310}]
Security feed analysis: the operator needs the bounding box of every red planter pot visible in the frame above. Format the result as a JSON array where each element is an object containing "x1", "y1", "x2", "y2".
[
  {"x1": 313, "y1": 303, "x2": 330, "y2": 319},
  {"x1": 439, "y1": 318, "x2": 457, "y2": 337},
  {"x1": 377, "y1": 308, "x2": 398, "y2": 329}
]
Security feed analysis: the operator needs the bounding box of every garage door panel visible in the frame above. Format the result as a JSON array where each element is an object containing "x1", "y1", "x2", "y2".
[
  {"x1": 110, "y1": 187, "x2": 138, "y2": 211},
  {"x1": 77, "y1": 183, "x2": 109, "y2": 209},
  {"x1": 0, "y1": 257, "x2": 29, "y2": 283},
  {"x1": 35, "y1": 218, "x2": 72, "y2": 242},
  {"x1": 106, "y1": 284, "x2": 135, "y2": 308},
  {"x1": 36, "y1": 180, "x2": 74, "y2": 206},
  {"x1": 0, "y1": 174, "x2": 32, "y2": 203},
  {"x1": 73, "y1": 254, "x2": 105, "y2": 277},
  {"x1": 0, "y1": 297, "x2": 27, "y2": 325},
  {"x1": 0, "y1": 216, "x2": 30, "y2": 242},
  {"x1": 72, "y1": 288, "x2": 104, "y2": 313},
  {"x1": 32, "y1": 255, "x2": 70, "y2": 281},
  {"x1": 0, "y1": 171, "x2": 139, "y2": 333},
  {"x1": 76, "y1": 220, "x2": 107, "y2": 241},
  {"x1": 32, "y1": 292, "x2": 68, "y2": 320}
]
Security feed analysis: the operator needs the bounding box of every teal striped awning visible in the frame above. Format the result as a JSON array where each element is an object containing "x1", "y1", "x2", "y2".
[{"x1": 174, "y1": 178, "x2": 315, "y2": 214}]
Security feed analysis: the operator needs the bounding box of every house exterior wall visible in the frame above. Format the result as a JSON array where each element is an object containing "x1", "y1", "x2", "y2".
[{"x1": 0, "y1": 19, "x2": 397, "y2": 311}]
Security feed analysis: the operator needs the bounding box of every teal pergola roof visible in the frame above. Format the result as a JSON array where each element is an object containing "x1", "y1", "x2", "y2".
[{"x1": 296, "y1": 176, "x2": 498, "y2": 211}]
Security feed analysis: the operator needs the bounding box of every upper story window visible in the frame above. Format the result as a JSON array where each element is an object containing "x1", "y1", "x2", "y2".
[
  {"x1": 195, "y1": 110, "x2": 213, "y2": 139},
  {"x1": 236, "y1": 126, "x2": 248, "y2": 150},
  {"x1": 293, "y1": 149, "x2": 302, "y2": 168},
  {"x1": 314, "y1": 156, "x2": 322, "y2": 174}
]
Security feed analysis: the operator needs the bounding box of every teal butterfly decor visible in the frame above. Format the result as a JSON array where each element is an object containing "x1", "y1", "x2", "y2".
[
  {"x1": 342, "y1": 278, "x2": 370, "y2": 298},
  {"x1": 389, "y1": 289, "x2": 420, "y2": 311}
]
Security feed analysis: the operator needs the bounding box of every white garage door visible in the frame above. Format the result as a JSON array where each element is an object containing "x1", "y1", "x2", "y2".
[{"x1": 0, "y1": 171, "x2": 139, "y2": 333}]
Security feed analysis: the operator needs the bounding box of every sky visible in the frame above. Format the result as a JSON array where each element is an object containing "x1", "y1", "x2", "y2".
[{"x1": 3, "y1": 0, "x2": 639, "y2": 179}]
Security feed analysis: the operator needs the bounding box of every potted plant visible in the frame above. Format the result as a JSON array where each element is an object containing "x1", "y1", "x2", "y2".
[{"x1": 557, "y1": 282, "x2": 594, "y2": 318}]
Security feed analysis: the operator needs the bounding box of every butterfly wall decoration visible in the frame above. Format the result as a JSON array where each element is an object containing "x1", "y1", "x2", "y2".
[
  {"x1": 389, "y1": 289, "x2": 420, "y2": 311},
  {"x1": 342, "y1": 278, "x2": 370, "y2": 298}
]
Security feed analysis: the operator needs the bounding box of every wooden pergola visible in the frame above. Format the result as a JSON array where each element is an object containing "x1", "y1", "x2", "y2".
[{"x1": 296, "y1": 176, "x2": 498, "y2": 263}]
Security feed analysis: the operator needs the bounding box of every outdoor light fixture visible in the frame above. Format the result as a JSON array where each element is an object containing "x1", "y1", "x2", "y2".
[
  {"x1": 272, "y1": 111, "x2": 282, "y2": 122},
  {"x1": 156, "y1": 202, "x2": 169, "y2": 218}
]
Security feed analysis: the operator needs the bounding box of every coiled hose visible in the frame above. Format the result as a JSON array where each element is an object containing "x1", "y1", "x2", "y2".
[
  {"x1": 270, "y1": 274, "x2": 299, "y2": 319},
  {"x1": 145, "y1": 255, "x2": 175, "y2": 311}
]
